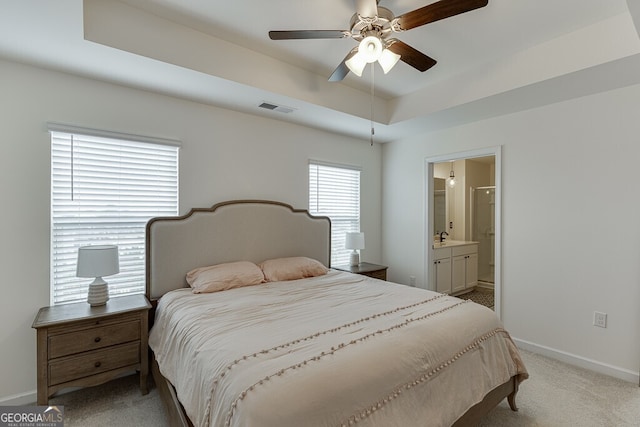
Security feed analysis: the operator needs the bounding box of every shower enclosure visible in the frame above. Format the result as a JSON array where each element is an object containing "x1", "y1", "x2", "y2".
[{"x1": 472, "y1": 186, "x2": 495, "y2": 285}]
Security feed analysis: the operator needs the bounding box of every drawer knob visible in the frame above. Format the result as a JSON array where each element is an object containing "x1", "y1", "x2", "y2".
[
  {"x1": 94, "y1": 337, "x2": 101, "y2": 343},
  {"x1": 94, "y1": 361, "x2": 101, "y2": 368}
]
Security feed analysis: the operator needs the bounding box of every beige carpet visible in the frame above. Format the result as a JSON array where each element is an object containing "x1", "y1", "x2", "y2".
[
  {"x1": 477, "y1": 351, "x2": 640, "y2": 426},
  {"x1": 49, "y1": 350, "x2": 640, "y2": 426},
  {"x1": 48, "y1": 375, "x2": 168, "y2": 427}
]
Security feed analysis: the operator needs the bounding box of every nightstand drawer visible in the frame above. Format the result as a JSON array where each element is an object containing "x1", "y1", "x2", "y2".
[
  {"x1": 49, "y1": 320, "x2": 141, "y2": 358},
  {"x1": 49, "y1": 342, "x2": 140, "y2": 386}
]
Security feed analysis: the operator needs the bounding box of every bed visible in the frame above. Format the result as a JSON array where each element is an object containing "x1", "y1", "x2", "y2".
[{"x1": 145, "y1": 200, "x2": 527, "y2": 427}]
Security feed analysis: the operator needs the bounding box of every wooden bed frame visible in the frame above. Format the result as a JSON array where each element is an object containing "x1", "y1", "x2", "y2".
[{"x1": 145, "y1": 200, "x2": 520, "y2": 427}]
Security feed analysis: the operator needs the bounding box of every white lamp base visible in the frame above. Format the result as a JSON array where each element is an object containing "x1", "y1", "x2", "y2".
[
  {"x1": 87, "y1": 278, "x2": 109, "y2": 306},
  {"x1": 349, "y1": 251, "x2": 360, "y2": 267}
]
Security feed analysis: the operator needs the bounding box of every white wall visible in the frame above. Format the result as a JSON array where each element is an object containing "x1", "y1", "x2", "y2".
[
  {"x1": 0, "y1": 59, "x2": 382, "y2": 403},
  {"x1": 383, "y1": 82, "x2": 640, "y2": 381}
]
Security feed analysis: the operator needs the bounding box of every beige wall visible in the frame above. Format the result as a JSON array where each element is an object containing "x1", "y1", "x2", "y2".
[{"x1": 0, "y1": 59, "x2": 382, "y2": 403}]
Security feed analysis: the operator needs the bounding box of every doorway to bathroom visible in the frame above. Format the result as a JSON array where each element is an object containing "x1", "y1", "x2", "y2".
[{"x1": 425, "y1": 146, "x2": 502, "y2": 318}]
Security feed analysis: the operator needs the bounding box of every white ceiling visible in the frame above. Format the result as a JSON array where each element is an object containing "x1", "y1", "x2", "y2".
[
  {"x1": 1, "y1": 0, "x2": 640, "y2": 142},
  {"x1": 122, "y1": 0, "x2": 629, "y2": 97}
]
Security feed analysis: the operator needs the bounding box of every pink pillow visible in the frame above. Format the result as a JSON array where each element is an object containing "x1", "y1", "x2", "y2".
[
  {"x1": 186, "y1": 261, "x2": 265, "y2": 293},
  {"x1": 260, "y1": 257, "x2": 328, "y2": 282}
]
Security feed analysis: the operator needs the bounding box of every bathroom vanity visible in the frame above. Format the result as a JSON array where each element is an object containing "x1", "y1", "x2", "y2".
[{"x1": 433, "y1": 241, "x2": 478, "y2": 295}]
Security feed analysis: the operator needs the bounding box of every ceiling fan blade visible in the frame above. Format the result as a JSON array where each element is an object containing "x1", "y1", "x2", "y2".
[
  {"x1": 328, "y1": 51, "x2": 356, "y2": 82},
  {"x1": 354, "y1": 0, "x2": 379, "y2": 18},
  {"x1": 269, "y1": 30, "x2": 350, "y2": 40},
  {"x1": 387, "y1": 39, "x2": 437, "y2": 72},
  {"x1": 395, "y1": 0, "x2": 488, "y2": 31},
  {"x1": 329, "y1": 62, "x2": 350, "y2": 82}
]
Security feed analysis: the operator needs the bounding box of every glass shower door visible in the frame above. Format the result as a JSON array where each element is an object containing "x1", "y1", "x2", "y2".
[{"x1": 472, "y1": 186, "x2": 495, "y2": 284}]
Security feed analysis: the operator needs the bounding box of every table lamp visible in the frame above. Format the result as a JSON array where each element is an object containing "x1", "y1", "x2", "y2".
[
  {"x1": 77, "y1": 245, "x2": 119, "y2": 306},
  {"x1": 345, "y1": 232, "x2": 365, "y2": 267}
]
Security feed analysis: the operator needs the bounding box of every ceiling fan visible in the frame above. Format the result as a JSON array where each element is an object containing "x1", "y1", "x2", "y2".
[{"x1": 269, "y1": 0, "x2": 489, "y2": 81}]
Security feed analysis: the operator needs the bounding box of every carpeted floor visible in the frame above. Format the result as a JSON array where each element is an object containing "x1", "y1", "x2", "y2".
[
  {"x1": 48, "y1": 375, "x2": 168, "y2": 427},
  {"x1": 47, "y1": 349, "x2": 640, "y2": 426},
  {"x1": 477, "y1": 351, "x2": 640, "y2": 426}
]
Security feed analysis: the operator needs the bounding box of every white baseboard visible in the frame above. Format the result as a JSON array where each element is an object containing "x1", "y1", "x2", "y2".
[
  {"x1": 476, "y1": 281, "x2": 494, "y2": 290},
  {"x1": 0, "y1": 390, "x2": 36, "y2": 406},
  {"x1": 514, "y1": 338, "x2": 640, "y2": 384},
  {"x1": 0, "y1": 371, "x2": 136, "y2": 405},
  {"x1": 0, "y1": 386, "x2": 90, "y2": 406}
]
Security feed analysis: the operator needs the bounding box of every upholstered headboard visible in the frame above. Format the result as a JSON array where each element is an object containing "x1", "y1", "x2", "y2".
[{"x1": 145, "y1": 200, "x2": 331, "y2": 300}]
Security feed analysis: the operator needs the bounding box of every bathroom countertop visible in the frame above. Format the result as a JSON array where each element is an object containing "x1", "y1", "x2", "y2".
[{"x1": 432, "y1": 240, "x2": 479, "y2": 249}]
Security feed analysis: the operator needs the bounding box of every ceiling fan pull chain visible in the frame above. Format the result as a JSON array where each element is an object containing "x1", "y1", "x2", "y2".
[{"x1": 370, "y1": 64, "x2": 375, "y2": 146}]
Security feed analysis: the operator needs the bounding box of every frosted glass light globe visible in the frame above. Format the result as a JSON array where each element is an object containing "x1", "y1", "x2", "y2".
[{"x1": 358, "y1": 36, "x2": 383, "y2": 63}]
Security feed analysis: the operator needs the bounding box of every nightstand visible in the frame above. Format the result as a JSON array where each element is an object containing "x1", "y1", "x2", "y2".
[
  {"x1": 32, "y1": 294, "x2": 151, "y2": 405},
  {"x1": 333, "y1": 262, "x2": 388, "y2": 280}
]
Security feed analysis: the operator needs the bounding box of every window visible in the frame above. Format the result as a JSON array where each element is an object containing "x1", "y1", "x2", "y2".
[
  {"x1": 309, "y1": 161, "x2": 361, "y2": 266},
  {"x1": 50, "y1": 125, "x2": 179, "y2": 305}
]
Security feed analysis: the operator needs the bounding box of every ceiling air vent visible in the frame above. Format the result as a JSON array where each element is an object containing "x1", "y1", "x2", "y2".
[{"x1": 258, "y1": 102, "x2": 296, "y2": 114}]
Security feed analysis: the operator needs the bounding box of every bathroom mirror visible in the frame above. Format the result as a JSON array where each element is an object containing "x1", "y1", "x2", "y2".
[{"x1": 434, "y1": 178, "x2": 446, "y2": 235}]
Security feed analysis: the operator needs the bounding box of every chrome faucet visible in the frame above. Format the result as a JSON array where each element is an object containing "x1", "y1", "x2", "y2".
[{"x1": 439, "y1": 231, "x2": 449, "y2": 242}]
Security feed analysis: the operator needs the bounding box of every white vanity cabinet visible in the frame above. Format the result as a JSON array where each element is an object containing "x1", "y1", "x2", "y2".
[
  {"x1": 433, "y1": 247, "x2": 452, "y2": 294},
  {"x1": 451, "y1": 245, "x2": 478, "y2": 293},
  {"x1": 432, "y1": 242, "x2": 478, "y2": 295}
]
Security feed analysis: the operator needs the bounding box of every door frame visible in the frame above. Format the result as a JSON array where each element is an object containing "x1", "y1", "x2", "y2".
[{"x1": 424, "y1": 146, "x2": 503, "y2": 319}]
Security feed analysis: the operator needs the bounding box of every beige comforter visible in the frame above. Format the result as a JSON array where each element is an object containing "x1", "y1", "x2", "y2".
[{"x1": 149, "y1": 270, "x2": 527, "y2": 427}]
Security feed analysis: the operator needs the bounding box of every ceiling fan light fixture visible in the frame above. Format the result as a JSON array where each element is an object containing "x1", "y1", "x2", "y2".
[
  {"x1": 378, "y1": 48, "x2": 401, "y2": 74},
  {"x1": 345, "y1": 51, "x2": 368, "y2": 77},
  {"x1": 269, "y1": 0, "x2": 490, "y2": 82},
  {"x1": 358, "y1": 35, "x2": 383, "y2": 63}
]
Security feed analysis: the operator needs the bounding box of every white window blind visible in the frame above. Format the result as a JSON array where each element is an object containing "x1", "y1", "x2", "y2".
[
  {"x1": 50, "y1": 129, "x2": 179, "y2": 305},
  {"x1": 309, "y1": 161, "x2": 361, "y2": 266}
]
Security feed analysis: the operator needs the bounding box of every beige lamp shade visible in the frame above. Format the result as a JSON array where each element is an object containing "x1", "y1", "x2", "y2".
[{"x1": 77, "y1": 245, "x2": 119, "y2": 306}]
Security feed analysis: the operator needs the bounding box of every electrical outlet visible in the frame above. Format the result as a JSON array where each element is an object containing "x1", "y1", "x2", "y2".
[
  {"x1": 593, "y1": 311, "x2": 607, "y2": 328},
  {"x1": 409, "y1": 276, "x2": 416, "y2": 287}
]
